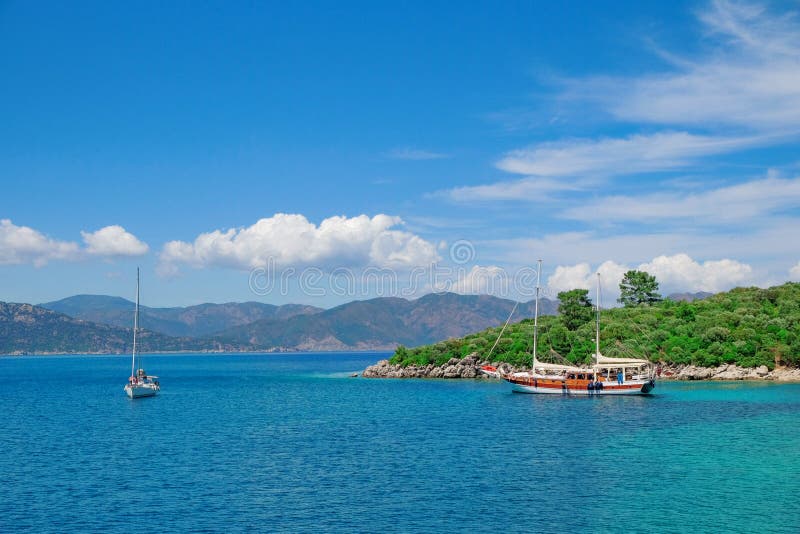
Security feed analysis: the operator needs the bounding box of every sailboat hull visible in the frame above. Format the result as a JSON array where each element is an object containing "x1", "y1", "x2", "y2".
[
  {"x1": 507, "y1": 377, "x2": 655, "y2": 396},
  {"x1": 124, "y1": 384, "x2": 159, "y2": 399}
]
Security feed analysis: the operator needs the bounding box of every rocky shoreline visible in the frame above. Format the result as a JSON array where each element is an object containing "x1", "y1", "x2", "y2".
[{"x1": 362, "y1": 354, "x2": 800, "y2": 382}]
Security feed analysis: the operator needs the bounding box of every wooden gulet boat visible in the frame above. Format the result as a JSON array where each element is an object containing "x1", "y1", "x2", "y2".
[{"x1": 503, "y1": 267, "x2": 656, "y2": 396}]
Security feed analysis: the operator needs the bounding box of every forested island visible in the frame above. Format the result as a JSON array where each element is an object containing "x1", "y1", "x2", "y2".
[{"x1": 368, "y1": 279, "x2": 800, "y2": 380}]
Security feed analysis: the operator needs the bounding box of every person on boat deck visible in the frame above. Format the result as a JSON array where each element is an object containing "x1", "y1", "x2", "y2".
[{"x1": 617, "y1": 370, "x2": 623, "y2": 384}]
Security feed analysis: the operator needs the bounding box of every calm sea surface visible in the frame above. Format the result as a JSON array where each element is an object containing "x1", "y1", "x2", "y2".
[{"x1": 1, "y1": 353, "x2": 798, "y2": 533}]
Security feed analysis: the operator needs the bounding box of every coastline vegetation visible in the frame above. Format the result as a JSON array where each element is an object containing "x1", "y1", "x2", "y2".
[{"x1": 390, "y1": 282, "x2": 800, "y2": 370}]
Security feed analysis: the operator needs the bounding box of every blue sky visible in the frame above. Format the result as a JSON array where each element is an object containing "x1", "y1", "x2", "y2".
[{"x1": 1, "y1": 0, "x2": 799, "y2": 307}]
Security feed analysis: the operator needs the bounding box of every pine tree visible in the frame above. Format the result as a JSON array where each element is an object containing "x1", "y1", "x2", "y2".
[{"x1": 618, "y1": 270, "x2": 661, "y2": 306}]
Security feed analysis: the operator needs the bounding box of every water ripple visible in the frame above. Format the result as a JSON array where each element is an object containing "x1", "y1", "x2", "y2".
[{"x1": 1, "y1": 354, "x2": 798, "y2": 533}]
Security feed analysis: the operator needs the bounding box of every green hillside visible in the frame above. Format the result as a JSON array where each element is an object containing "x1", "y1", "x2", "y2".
[{"x1": 390, "y1": 283, "x2": 800, "y2": 370}]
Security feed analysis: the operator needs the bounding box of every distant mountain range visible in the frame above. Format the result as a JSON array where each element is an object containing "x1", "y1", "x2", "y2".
[
  {"x1": 665, "y1": 291, "x2": 714, "y2": 302},
  {"x1": 214, "y1": 293, "x2": 558, "y2": 351},
  {"x1": 40, "y1": 295, "x2": 322, "y2": 338},
  {"x1": 0, "y1": 302, "x2": 250, "y2": 355},
  {"x1": 3, "y1": 293, "x2": 559, "y2": 354}
]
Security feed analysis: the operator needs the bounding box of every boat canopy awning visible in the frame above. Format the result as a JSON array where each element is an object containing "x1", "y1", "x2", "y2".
[
  {"x1": 534, "y1": 361, "x2": 585, "y2": 372},
  {"x1": 595, "y1": 354, "x2": 650, "y2": 366}
]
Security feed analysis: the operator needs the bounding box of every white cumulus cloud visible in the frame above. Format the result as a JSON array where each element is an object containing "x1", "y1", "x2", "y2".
[
  {"x1": 159, "y1": 213, "x2": 440, "y2": 273},
  {"x1": 638, "y1": 254, "x2": 753, "y2": 293},
  {"x1": 789, "y1": 262, "x2": 800, "y2": 281},
  {"x1": 546, "y1": 262, "x2": 594, "y2": 295},
  {"x1": 546, "y1": 254, "x2": 754, "y2": 303},
  {"x1": 449, "y1": 265, "x2": 510, "y2": 295},
  {"x1": 0, "y1": 219, "x2": 80, "y2": 267},
  {"x1": 0, "y1": 220, "x2": 149, "y2": 267},
  {"x1": 547, "y1": 261, "x2": 628, "y2": 301},
  {"x1": 81, "y1": 225, "x2": 149, "y2": 257}
]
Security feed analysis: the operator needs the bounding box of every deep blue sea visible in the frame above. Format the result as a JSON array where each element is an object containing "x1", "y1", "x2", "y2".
[{"x1": 1, "y1": 353, "x2": 798, "y2": 533}]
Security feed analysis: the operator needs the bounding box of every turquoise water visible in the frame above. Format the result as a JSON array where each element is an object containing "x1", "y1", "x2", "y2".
[{"x1": 1, "y1": 353, "x2": 798, "y2": 533}]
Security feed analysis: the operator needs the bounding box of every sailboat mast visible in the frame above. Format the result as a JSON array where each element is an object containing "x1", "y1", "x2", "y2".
[
  {"x1": 131, "y1": 267, "x2": 139, "y2": 377},
  {"x1": 595, "y1": 272, "x2": 601, "y2": 362},
  {"x1": 532, "y1": 259, "x2": 542, "y2": 372}
]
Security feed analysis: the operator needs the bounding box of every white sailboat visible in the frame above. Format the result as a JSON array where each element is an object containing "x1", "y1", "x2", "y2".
[
  {"x1": 123, "y1": 268, "x2": 160, "y2": 399},
  {"x1": 504, "y1": 265, "x2": 656, "y2": 395}
]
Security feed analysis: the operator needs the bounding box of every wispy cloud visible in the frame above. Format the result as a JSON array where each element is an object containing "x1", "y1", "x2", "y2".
[
  {"x1": 437, "y1": 131, "x2": 766, "y2": 202},
  {"x1": 566, "y1": 0, "x2": 800, "y2": 130},
  {"x1": 560, "y1": 173, "x2": 800, "y2": 223},
  {"x1": 436, "y1": 176, "x2": 584, "y2": 203},
  {"x1": 403, "y1": 215, "x2": 484, "y2": 231},
  {"x1": 495, "y1": 132, "x2": 763, "y2": 177},
  {"x1": 442, "y1": 1, "x2": 800, "y2": 206},
  {"x1": 385, "y1": 147, "x2": 449, "y2": 160}
]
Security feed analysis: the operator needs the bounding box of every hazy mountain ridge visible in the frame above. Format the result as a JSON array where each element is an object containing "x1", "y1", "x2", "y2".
[
  {"x1": 0, "y1": 302, "x2": 251, "y2": 354},
  {"x1": 6, "y1": 292, "x2": 560, "y2": 353},
  {"x1": 39, "y1": 295, "x2": 322, "y2": 338},
  {"x1": 666, "y1": 291, "x2": 714, "y2": 302},
  {"x1": 214, "y1": 293, "x2": 559, "y2": 350},
  {"x1": 34, "y1": 293, "x2": 560, "y2": 352}
]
